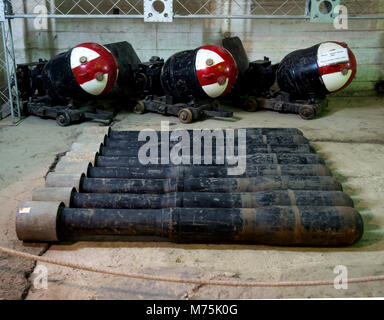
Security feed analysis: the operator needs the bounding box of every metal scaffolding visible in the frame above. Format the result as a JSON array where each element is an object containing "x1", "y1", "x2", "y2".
[
  {"x1": 0, "y1": 0, "x2": 382, "y2": 123},
  {"x1": 0, "y1": 0, "x2": 20, "y2": 123}
]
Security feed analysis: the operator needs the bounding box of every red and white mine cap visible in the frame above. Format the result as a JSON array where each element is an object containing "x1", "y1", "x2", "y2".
[
  {"x1": 70, "y1": 43, "x2": 119, "y2": 96},
  {"x1": 317, "y1": 41, "x2": 357, "y2": 93},
  {"x1": 195, "y1": 45, "x2": 238, "y2": 98}
]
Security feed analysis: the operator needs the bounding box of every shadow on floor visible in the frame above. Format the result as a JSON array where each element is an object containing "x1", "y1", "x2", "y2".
[{"x1": 314, "y1": 145, "x2": 384, "y2": 250}]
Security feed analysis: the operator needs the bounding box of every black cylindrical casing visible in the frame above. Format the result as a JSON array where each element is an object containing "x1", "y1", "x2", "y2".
[
  {"x1": 57, "y1": 207, "x2": 364, "y2": 246},
  {"x1": 103, "y1": 42, "x2": 141, "y2": 98},
  {"x1": 95, "y1": 153, "x2": 324, "y2": 167},
  {"x1": 221, "y1": 37, "x2": 276, "y2": 96},
  {"x1": 87, "y1": 164, "x2": 332, "y2": 179},
  {"x1": 104, "y1": 134, "x2": 309, "y2": 148},
  {"x1": 71, "y1": 191, "x2": 353, "y2": 209},
  {"x1": 160, "y1": 48, "x2": 206, "y2": 100},
  {"x1": 42, "y1": 42, "x2": 140, "y2": 103},
  {"x1": 79, "y1": 176, "x2": 341, "y2": 194},
  {"x1": 42, "y1": 49, "x2": 88, "y2": 103},
  {"x1": 277, "y1": 42, "x2": 357, "y2": 99},
  {"x1": 222, "y1": 36, "x2": 250, "y2": 76},
  {"x1": 99, "y1": 144, "x2": 315, "y2": 157},
  {"x1": 243, "y1": 59, "x2": 277, "y2": 94},
  {"x1": 277, "y1": 43, "x2": 326, "y2": 99},
  {"x1": 109, "y1": 128, "x2": 304, "y2": 138}
]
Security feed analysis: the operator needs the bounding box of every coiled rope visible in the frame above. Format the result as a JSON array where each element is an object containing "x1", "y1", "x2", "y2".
[{"x1": 1, "y1": 246, "x2": 384, "y2": 287}]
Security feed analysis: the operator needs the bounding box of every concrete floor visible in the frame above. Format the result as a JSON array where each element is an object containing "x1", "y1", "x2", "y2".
[{"x1": 0, "y1": 96, "x2": 383, "y2": 299}]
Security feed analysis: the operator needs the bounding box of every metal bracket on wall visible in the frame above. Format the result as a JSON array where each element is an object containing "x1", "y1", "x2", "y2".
[
  {"x1": 144, "y1": 0, "x2": 173, "y2": 23},
  {"x1": 308, "y1": 0, "x2": 340, "y2": 23}
]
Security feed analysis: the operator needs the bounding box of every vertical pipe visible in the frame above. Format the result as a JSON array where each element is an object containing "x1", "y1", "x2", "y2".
[
  {"x1": 7, "y1": 18, "x2": 20, "y2": 119},
  {"x1": 1, "y1": 19, "x2": 15, "y2": 123}
]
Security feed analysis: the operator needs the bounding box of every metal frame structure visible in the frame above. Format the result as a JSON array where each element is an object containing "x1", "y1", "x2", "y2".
[
  {"x1": 0, "y1": 0, "x2": 20, "y2": 123},
  {"x1": 0, "y1": 0, "x2": 382, "y2": 124}
]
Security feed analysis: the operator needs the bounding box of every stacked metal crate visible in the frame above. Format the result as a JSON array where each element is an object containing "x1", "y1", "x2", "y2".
[{"x1": 16, "y1": 127, "x2": 363, "y2": 246}]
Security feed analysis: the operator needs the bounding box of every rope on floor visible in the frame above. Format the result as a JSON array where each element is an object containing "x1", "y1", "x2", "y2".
[{"x1": 1, "y1": 245, "x2": 384, "y2": 287}]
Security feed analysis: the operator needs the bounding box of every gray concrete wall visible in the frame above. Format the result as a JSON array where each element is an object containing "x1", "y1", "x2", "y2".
[{"x1": 9, "y1": 0, "x2": 384, "y2": 97}]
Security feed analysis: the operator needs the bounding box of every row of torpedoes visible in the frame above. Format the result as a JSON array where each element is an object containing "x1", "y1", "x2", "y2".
[{"x1": 16, "y1": 128, "x2": 364, "y2": 246}]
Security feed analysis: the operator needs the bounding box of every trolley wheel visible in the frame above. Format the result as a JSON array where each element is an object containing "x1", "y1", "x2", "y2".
[
  {"x1": 56, "y1": 112, "x2": 71, "y2": 127},
  {"x1": 178, "y1": 108, "x2": 193, "y2": 124},
  {"x1": 299, "y1": 105, "x2": 316, "y2": 120},
  {"x1": 243, "y1": 97, "x2": 258, "y2": 112},
  {"x1": 133, "y1": 101, "x2": 146, "y2": 114}
]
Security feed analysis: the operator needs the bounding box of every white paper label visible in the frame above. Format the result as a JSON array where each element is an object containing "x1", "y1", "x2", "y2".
[
  {"x1": 318, "y1": 48, "x2": 349, "y2": 67},
  {"x1": 19, "y1": 207, "x2": 31, "y2": 214}
]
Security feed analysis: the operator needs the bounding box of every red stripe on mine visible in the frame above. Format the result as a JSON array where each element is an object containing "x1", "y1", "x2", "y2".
[
  {"x1": 72, "y1": 43, "x2": 118, "y2": 96},
  {"x1": 318, "y1": 41, "x2": 357, "y2": 93},
  {"x1": 196, "y1": 45, "x2": 238, "y2": 97}
]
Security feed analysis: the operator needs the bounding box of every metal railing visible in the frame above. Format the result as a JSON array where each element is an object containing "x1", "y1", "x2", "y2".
[{"x1": 8, "y1": 0, "x2": 381, "y2": 18}]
